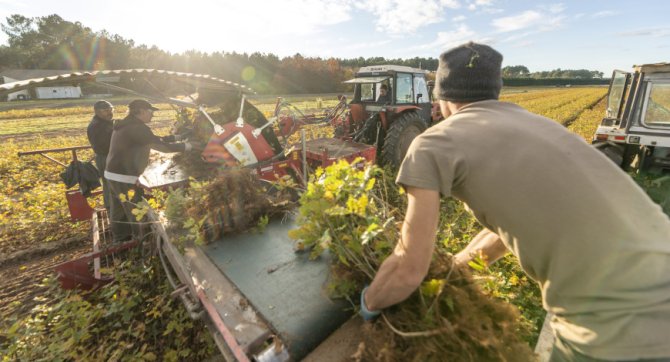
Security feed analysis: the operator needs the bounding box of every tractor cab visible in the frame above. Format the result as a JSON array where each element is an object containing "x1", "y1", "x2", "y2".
[
  {"x1": 593, "y1": 63, "x2": 670, "y2": 174},
  {"x1": 340, "y1": 65, "x2": 441, "y2": 168},
  {"x1": 345, "y1": 65, "x2": 433, "y2": 122}
]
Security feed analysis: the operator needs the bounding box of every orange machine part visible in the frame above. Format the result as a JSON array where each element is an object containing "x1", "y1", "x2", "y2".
[{"x1": 201, "y1": 123, "x2": 277, "y2": 165}]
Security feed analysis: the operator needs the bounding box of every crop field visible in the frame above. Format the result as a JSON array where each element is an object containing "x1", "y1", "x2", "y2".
[{"x1": 1, "y1": 86, "x2": 644, "y2": 360}]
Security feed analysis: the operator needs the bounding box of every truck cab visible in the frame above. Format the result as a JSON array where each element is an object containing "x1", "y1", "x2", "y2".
[{"x1": 593, "y1": 63, "x2": 670, "y2": 173}]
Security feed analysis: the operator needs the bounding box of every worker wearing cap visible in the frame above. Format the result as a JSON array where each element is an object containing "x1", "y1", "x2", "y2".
[
  {"x1": 105, "y1": 99, "x2": 195, "y2": 243},
  {"x1": 86, "y1": 100, "x2": 114, "y2": 210},
  {"x1": 361, "y1": 42, "x2": 670, "y2": 361}
]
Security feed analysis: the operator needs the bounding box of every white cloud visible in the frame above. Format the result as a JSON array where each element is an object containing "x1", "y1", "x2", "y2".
[
  {"x1": 541, "y1": 14, "x2": 565, "y2": 31},
  {"x1": 574, "y1": 13, "x2": 585, "y2": 19},
  {"x1": 135, "y1": 0, "x2": 354, "y2": 51},
  {"x1": 592, "y1": 10, "x2": 619, "y2": 18},
  {"x1": 492, "y1": 7, "x2": 565, "y2": 34},
  {"x1": 618, "y1": 27, "x2": 670, "y2": 38},
  {"x1": 244, "y1": 0, "x2": 353, "y2": 35},
  {"x1": 412, "y1": 24, "x2": 480, "y2": 50},
  {"x1": 512, "y1": 40, "x2": 534, "y2": 48},
  {"x1": 483, "y1": 7, "x2": 504, "y2": 14},
  {"x1": 356, "y1": 0, "x2": 461, "y2": 34},
  {"x1": 474, "y1": 0, "x2": 493, "y2": 5},
  {"x1": 344, "y1": 39, "x2": 393, "y2": 51},
  {"x1": 502, "y1": 31, "x2": 533, "y2": 43},
  {"x1": 440, "y1": 0, "x2": 461, "y2": 7},
  {"x1": 547, "y1": 3, "x2": 565, "y2": 14},
  {"x1": 0, "y1": 0, "x2": 28, "y2": 6},
  {"x1": 492, "y1": 10, "x2": 543, "y2": 32},
  {"x1": 453, "y1": 15, "x2": 467, "y2": 22},
  {"x1": 466, "y1": 0, "x2": 495, "y2": 11}
]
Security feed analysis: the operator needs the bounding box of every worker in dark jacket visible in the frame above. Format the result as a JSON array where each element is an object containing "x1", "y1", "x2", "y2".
[
  {"x1": 86, "y1": 100, "x2": 114, "y2": 210},
  {"x1": 105, "y1": 99, "x2": 195, "y2": 243}
]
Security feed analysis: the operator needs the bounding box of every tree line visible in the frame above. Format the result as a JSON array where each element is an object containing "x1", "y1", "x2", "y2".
[
  {"x1": 0, "y1": 14, "x2": 605, "y2": 95},
  {"x1": 502, "y1": 65, "x2": 604, "y2": 79}
]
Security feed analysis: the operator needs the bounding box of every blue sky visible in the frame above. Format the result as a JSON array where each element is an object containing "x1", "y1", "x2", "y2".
[{"x1": 0, "y1": 0, "x2": 668, "y2": 75}]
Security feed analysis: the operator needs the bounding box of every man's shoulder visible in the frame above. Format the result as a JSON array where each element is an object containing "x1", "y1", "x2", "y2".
[
  {"x1": 115, "y1": 116, "x2": 144, "y2": 130},
  {"x1": 87, "y1": 116, "x2": 101, "y2": 131},
  {"x1": 457, "y1": 99, "x2": 521, "y2": 113}
]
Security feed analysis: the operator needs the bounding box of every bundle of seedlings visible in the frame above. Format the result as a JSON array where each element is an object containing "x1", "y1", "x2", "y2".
[
  {"x1": 289, "y1": 159, "x2": 535, "y2": 361},
  {"x1": 165, "y1": 168, "x2": 296, "y2": 245}
]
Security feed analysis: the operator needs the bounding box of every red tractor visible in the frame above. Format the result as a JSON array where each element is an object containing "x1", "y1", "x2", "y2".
[{"x1": 336, "y1": 65, "x2": 443, "y2": 167}]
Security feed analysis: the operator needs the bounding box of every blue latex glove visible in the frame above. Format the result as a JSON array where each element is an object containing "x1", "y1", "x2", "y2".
[{"x1": 359, "y1": 286, "x2": 381, "y2": 321}]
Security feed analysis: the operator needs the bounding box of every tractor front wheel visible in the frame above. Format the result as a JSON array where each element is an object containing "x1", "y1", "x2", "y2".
[{"x1": 381, "y1": 112, "x2": 427, "y2": 169}]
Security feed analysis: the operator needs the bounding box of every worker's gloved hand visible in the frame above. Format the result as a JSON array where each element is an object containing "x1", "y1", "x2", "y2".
[
  {"x1": 159, "y1": 135, "x2": 175, "y2": 143},
  {"x1": 184, "y1": 141, "x2": 206, "y2": 152},
  {"x1": 359, "y1": 286, "x2": 381, "y2": 321}
]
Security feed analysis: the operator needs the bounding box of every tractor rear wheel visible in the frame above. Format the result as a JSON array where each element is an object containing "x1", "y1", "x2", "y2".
[
  {"x1": 594, "y1": 142, "x2": 640, "y2": 171},
  {"x1": 594, "y1": 141, "x2": 624, "y2": 166},
  {"x1": 381, "y1": 112, "x2": 427, "y2": 169}
]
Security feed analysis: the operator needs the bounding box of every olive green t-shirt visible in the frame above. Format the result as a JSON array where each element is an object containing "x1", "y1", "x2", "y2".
[{"x1": 397, "y1": 100, "x2": 670, "y2": 360}]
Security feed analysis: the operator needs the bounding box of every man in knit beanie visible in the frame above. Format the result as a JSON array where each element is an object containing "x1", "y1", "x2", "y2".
[
  {"x1": 434, "y1": 41, "x2": 503, "y2": 102},
  {"x1": 360, "y1": 42, "x2": 670, "y2": 361}
]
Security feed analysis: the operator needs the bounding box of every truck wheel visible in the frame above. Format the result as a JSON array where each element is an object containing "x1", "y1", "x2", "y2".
[
  {"x1": 621, "y1": 144, "x2": 641, "y2": 172},
  {"x1": 594, "y1": 142, "x2": 624, "y2": 166},
  {"x1": 381, "y1": 112, "x2": 427, "y2": 169}
]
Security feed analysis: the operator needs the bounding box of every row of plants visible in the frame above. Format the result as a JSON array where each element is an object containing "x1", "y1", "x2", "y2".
[
  {"x1": 501, "y1": 87, "x2": 599, "y2": 106},
  {"x1": 502, "y1": 87, "x2": 607, "y2": 125},
  {"x1": 0, "y1": 106, "x2": 99, "y2": 121},
  {"x1": 567, "y1": 97, "x2": 607, "y2": 140}
]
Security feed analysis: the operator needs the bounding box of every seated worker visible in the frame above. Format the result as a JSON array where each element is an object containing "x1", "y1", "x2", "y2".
[{"x1": 377, "y1": 84, "x2": 391, "y2": 104}]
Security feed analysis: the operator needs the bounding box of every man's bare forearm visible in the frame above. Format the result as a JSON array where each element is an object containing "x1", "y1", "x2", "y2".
[
  {"x1": 454, "y1": 228, "x2": 508, "y2": 267},
  {"x1": 364, "y1": 251, "x2": 425, "y2": 311},
  {"x1": 364, "y1": 187, "x2": 441, "y2": 311}
]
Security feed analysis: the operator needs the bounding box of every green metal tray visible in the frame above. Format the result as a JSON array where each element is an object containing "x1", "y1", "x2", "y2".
[{"x1": 202, "y1": 214, "x2": 351, "y2": 359}]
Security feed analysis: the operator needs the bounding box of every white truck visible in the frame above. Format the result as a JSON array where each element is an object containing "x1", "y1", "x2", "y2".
[{"x1": 593, "y1": 63, "x2": 670, "y2": 174}]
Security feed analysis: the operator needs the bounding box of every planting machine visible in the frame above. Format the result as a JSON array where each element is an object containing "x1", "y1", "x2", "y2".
[
  {"x1": 593, "y1": 62, "x2": 670, "y2": 175},
  {"x1": 1, "y1": 69, "x2": 388, "y2": 360}
]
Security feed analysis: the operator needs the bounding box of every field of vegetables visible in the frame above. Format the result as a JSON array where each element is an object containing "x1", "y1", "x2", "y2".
[{"x1": 1, "y1": 87, "x2": 618, "y2": 359}]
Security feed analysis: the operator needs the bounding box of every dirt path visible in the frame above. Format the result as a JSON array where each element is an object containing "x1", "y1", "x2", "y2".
[{"x1": 0, "y1": 240, "x2": 90, "y2": 324}]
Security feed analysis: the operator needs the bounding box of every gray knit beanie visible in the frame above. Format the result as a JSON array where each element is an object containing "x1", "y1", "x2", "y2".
[{"x1": 434, "y1": 41, "x2": 503, "y2": 102}]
